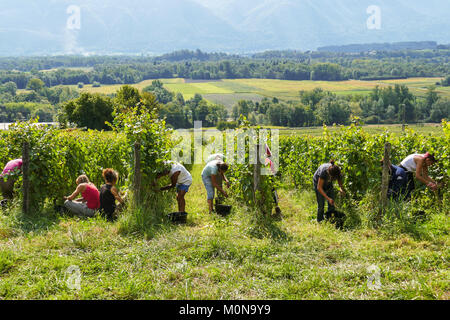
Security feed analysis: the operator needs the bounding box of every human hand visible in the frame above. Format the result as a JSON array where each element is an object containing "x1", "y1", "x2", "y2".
[
  {"x1": 427, "y1": 182, "x2": 437, "y2": 191},
  {"x1": 328, "y1": 198, "x2": 335, "y2": 206}
]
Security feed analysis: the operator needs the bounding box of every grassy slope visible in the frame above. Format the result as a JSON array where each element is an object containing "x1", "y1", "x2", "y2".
[{"x1": 0, "y1": 164, "x2": 448, "y2": 300}]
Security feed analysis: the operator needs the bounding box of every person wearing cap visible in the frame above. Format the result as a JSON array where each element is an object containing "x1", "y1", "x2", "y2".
[
  {"x1": 399, "y1": 153, "x2": 439, "y2": 198},
  {"x1": 156, "y1": 161, "x2": 192, "y2": 213},
  {"x1": 0, "y1": 158, "x2": 23, "y2": 200}
]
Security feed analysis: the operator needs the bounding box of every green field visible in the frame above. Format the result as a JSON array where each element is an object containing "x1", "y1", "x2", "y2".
[
  {"x1": 1, "y1": 163, "x2": 448, "y2": 299},
  {"x1": 277, "y1": 123, "x2": 445, "y2": 137},
  {"x1": 77, "y1": 77, "x2": 448, "y2": 109}
]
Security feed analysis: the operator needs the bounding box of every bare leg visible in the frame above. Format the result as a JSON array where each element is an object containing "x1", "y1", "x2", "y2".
[
  {"x1": 207, "y1": 199, "x2": 214, "y2": 213},
  {"x1": 177, "y1": 190, "x2": 187, "y2": 212}
]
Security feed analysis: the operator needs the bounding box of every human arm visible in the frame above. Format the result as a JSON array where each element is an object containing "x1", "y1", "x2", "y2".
[
  {"x1": 318, "y1": 178, "x2": 334, "y2": 206},
  {"x1": 160, "y1": 171, "x2": 179, "y2": 191},
  {"x1": 211, "y1": 174, "x2": 228, "y2": 197},
  {"x1": 337, "y1": 177, "x2": 346, "y2": 196},
  {"x1": 415, "y1": 157, "x2": 437, "y2": 189},
  {"x1": 111, "y1": 186, "x2": 125, "y2": 204},
  {"x1": 64, "y1": 184, "x2": 86, "y2": 201},
  {"x1": 221, "y1": 171, "x2": 230, "y2": 188}
]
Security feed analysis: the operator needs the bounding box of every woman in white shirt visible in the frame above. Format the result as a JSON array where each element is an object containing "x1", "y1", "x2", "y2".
[
  {"x1": 156, "y1": 161, "x2": 192, "y2": 213},
  {"x1": 399, "y1": 153, "x2": 438, "y2": 197}
]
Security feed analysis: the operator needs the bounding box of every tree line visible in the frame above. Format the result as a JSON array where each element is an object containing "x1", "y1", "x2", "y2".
[
  {"x1": 1, "y1": 48, "x2": 449, "y2": 88},
  {"x1": 52, "y1": 82, "x2": 449, "y2": 131},
  {"x1": 0, "y1": 79, "x2": 78, "y2": 122}
]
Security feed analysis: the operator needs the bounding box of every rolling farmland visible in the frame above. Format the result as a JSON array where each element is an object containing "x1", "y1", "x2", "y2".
[{"x1": 78, "y1": 77, "x2": 448, "y2": 110}]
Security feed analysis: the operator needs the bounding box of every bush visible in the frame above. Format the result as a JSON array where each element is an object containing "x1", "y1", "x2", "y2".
[{"x1": 217, "y1": 121, "x2": 238, "y2": 131}]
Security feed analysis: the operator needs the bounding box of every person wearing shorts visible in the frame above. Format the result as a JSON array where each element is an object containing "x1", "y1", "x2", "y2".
[
  {"x1": 201, "y1": 160, "x2": 230, "y2": 214},
  {"x1": 157, "y1": 161, "x2": 192, "y2": 213}
]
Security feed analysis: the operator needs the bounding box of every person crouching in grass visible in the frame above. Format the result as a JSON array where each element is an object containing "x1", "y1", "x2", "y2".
[
  {"x1": 64, "y1": 175, "x2": 100, "y2": 217},
  {"x1": 99, "y1": 168, "x2": 125, "y2": 221},
  {"x1": 156, "y1": 161, "x2": 192, "y2": 213}
]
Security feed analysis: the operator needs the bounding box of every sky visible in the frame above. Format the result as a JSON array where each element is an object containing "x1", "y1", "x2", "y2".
[{"x1": 0, "y1": 0, "x2": 449, "y2": 55}]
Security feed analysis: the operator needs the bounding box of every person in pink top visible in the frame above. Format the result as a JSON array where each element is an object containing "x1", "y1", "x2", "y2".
[
  {"x1": 64, "y1": 175, "x2": 100, "y2": 217},
  {"x1": 1, "y1": 158, "x2": 23, "y2": 200}
]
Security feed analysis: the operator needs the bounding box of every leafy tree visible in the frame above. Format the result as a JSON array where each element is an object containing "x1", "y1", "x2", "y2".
[
  {"x1": 441, "y1": 76, "x2": 450, "y2": 87},
  {"x1": 114, "y1": 85, "x2": 141, "y2": 112},
  {"x1": 429, "y1": 99, "x2": 450, "y2": 122},
  {"x1": 267, "y1": 102, "x2": 292, "y2": 126},
  {"x1": 299, "y1": 88, "x2": 328, "y2": 109},
  {"x1": 159, "y1": 102, "x2": 186, "y2": 128},
  {"x1": 290, "y1": 103, "x2": 314, "y2": 127},
  {"x1": 2, "y1": 81, "x2": 17, "y2": 96},
  {"x1": 62, "y1": 93, "x2": 114, "y2": 130},
  {"x1": 310, "y1": 63, "x2": 343, "y2": 81},
  {"x1": 425, "y1": 86, "x2": 439, "y2": 108},
  {"x1": 143, "y1": 80, "x2": 174, "y2": 104},
  {"x1": 27, "y1": 78, "x2": 45, "y2": 91},
  {"x1": 175, "y1": 92, "x2": 185, "y2": 106},
  {"x1": 315, "y1": 96, "x2": 351, "y2": 125}
]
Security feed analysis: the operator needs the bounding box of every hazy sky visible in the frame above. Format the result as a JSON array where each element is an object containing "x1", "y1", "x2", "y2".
[{"x1": 0, "y1": 0, "x2": 449, "y2": 55}]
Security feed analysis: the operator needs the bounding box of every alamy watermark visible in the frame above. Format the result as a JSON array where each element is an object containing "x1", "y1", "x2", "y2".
[
  {"x1": 367, "y1": 5, "x2": 381, "y2": 30},
  {"x1": 66, "y1": 265, "x2": 82, "y2": 291},
  {"x1": 366, "y1": 265, "x2": 382, "y2": 290},
  {"x1": 67, "y1": 5, "x2": 81, "y2": 30},
  {"x1": 171, "y1": 121, "x2": 279, "y2": 175}
]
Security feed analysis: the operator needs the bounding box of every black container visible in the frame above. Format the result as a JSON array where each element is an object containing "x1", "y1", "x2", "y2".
[
  {"x1": 215, "y1": 204, "x2": 232, "y2": 217},
  {"x1": 167, "y1": 211, "x2": 187, "y2": 224},
  {"x1": 325, "y1": 209, "x2": 345, "y2": 229}
]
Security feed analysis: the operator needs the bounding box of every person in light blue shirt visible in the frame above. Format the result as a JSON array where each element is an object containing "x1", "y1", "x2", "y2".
[{"x1": 201, "y1": 159, "x2": 230, "y2": 214}]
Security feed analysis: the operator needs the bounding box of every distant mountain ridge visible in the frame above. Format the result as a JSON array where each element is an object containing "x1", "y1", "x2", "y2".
[
  {"x1": 317, "y1": 41, "x2": 439, "y2": 53},
  {"x1": 0, "y1": 0, "x2": 449, "y2": 55}
]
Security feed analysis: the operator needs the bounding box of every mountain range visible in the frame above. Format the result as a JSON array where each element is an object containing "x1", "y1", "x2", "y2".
[{"x1": 0, "y1": 0, "x2": 449, "y2": 56}]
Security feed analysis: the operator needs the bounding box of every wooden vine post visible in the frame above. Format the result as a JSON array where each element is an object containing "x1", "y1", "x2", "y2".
[
  {"x1": 133, "y1": 141, "x2": 142, "y2": 207},
  {"x1": 380, "y1": 142, "x2": 391, "y2": 219},
  {"x1": 22, "y1": 141, "x2": 30, "y2": 215},
  {"x1": 253, "y1": 142, "x2": 263, "y2": 212}
]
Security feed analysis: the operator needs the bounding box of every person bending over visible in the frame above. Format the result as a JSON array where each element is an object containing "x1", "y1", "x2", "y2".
[
  {"x1": 399, "y1": 152, "x2": 438, "y2": 199},
  {"x1": 0, "y1": 158, "x2": 22, "y2": 201},
  {"x1": 201, "y1": 160, "x2": 230, "y2": 214},
  {"x1": 313, "y1": 160, "x2": 345, "y2": 222},
  {"x1": 156, "y1": 161, "x2": 192, "y2": 213}
]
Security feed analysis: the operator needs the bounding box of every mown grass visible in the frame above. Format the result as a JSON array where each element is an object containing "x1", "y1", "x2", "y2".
[{"x1": 0, "y1": 163, "x2": 448, "y2": 300}]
